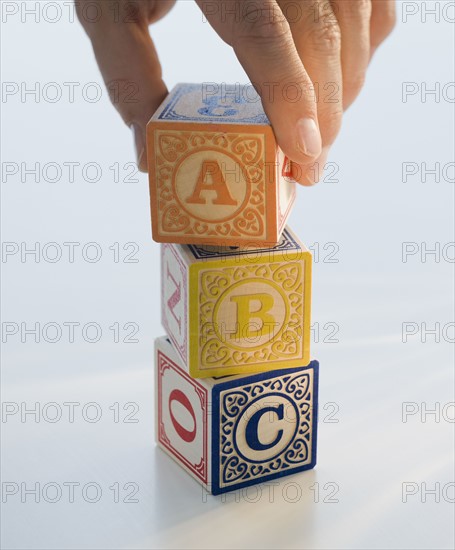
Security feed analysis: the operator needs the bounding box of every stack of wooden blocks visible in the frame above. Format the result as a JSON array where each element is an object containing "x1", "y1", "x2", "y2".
[{"x1": 147, "y1": 84, "x2": 319, "y2": 495}]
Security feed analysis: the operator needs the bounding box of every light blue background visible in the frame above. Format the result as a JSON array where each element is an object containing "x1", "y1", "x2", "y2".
[{"x1": 1, "y1": 1, "x2": 454, "y2": 549}]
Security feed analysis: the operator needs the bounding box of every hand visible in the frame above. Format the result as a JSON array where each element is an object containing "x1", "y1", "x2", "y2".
[
  {"x1": 76, "y1": 0, "x2": 175, "y2": 171},
  {"x1": 76, "y1": 0, "x2": 395, "y2": 184}
]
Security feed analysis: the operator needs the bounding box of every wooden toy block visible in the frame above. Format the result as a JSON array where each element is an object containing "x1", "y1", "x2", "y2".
[
  {"x1": 155, "y1": 336, "x2": 318, "y2": 495},
  {"x1": 147, "y1": 83, "x2": 296, "y2": 246},
  {"x1": 161, "y1": 226, "x2": 312, "y2": 378}
]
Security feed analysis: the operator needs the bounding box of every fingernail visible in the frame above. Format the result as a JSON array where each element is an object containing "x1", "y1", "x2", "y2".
[
  {"x1": 130, "y1": 123, "x2": 146, "y2": 172},
  {"x1": 296, "y1": 118, "x2": 322, "y2": 159},
  {"x1": 296, "y1": 146, "x2": 330, "y2": 187}
]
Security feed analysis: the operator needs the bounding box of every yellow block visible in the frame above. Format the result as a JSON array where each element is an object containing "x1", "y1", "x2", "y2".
[{"x1": 161, "y1": 226, "x2": 312, "y2": 378}]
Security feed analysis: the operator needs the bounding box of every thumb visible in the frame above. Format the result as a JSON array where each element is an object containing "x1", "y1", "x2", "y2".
[{"x1": 77, "y1": 2, "x2": 167, "y2": 172}]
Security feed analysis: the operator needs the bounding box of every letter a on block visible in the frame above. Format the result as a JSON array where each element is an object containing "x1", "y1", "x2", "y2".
[
  {"x1": 147, "y1": 83, "x2": 296, "y2": 246},
  {"x1": 186, "y1": 161, "x2": 237, "y2": 206},
  {"x1": 155, "y1": 336, "x2": 319, "y2": 495}
]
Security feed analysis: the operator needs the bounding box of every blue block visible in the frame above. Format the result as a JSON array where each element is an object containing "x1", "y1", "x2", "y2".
[{"x1": 155, "y1": 336, "x2": 318, "y2": 495}]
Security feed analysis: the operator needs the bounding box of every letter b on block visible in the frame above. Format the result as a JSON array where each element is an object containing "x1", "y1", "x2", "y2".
[
  {"x1": 147, "y1": 83, "x2": 296, "y2": 246},
  {"x1": 161, "y1": 227, "x2": 312, "y2": 378},
  {"x1": 155, "y1": 336, "x2": 318, "y2": 495}
]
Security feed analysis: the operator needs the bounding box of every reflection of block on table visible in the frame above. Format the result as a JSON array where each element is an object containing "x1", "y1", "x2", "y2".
[
  {"x1": 147, "y1": 83, "x2": 296, "y2": 246},
  {"x1": 161, "y1": 226, "x2": 312, "y2": 378},
  {"x1": 155, "y1": 336, "x2": 318, "y2": 495}
]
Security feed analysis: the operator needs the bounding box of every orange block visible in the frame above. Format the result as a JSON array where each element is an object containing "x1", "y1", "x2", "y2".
[{"x1": 147, "y1": 83, "x2": 296, "y2": 246}]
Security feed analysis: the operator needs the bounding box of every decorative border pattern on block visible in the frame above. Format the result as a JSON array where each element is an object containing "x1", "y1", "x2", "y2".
[
  {"x1": 187, "y1": 228, "x2": 300, "y2": 260},
  {"x1": 157, "y1": 349, "x2": 208, "y2": 483},
  {"x1": 198, "y1": 261, "x2": 304, "y2": 369},
  {"x1": 157, "y1": 84, "x2": 269, "y2": 124},
  {"x1": 278, "y1": 180, "x2": 296, "y2": 234},
  {"x1": 212, "y1": 365, "x2": 318, "y2": 492},
  {"x1": 161, "y1": 244, "x2": 188, "y2": 364},
  {"x1": 155, "y1": 130, "x2": 267, "y2": 240}
]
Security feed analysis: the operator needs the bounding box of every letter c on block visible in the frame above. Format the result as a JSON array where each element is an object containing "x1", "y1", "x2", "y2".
[
  {"x1": 245, "y1": 404, "x2": 284, "y2": 451},
  {"x1": 168, "y1": 389, "x2": 197, "y2": 443}
]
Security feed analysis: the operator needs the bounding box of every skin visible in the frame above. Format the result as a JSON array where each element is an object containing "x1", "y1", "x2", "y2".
[{"x1": 76, "y1": 0, "x2": 395, "y2": 185}]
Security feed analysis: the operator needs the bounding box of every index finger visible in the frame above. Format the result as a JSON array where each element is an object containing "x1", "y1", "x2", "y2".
[{"x1": 197, "y1": 0, "x2": 322, "y2": 170}]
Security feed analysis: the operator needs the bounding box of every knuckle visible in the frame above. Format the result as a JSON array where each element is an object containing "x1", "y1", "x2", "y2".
[
  {"x1": 308, "y1": 18, "x2": 341, "y2": 53},
  {"x1": 357, "y1": 0, "x2": 373, "y2": 18},
  {"x1": 234, "y1": 8, "x2": 291, "y2": 46},
  {"x1": 75, "y1": 0, "x2": 94, "y2": 27},
  {"x1": 373, "y1": 9, "x2": 397, "y2": 43},
  {"x1": 123, "y1": 1, "x2": 144, "y2": 24},
  {"x1": 337, "y1": 0, "x2": 371, "y2": 19},
  {"x1": 382, "y1": 11, "x2": 397, "y2": 36},
  {"x1": 148, "y1": 0, "x2": 176, "y2": 23}
]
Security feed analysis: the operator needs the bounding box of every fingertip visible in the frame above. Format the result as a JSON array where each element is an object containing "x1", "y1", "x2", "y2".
[
  {"x1": 292, "y1": 147, "x2": 329, "y2": 186},
  {"x1": 292, "y1": 164, "x2": 319, "y2": 186},
  {"x1": 137, "y1": 147, "x2": 148, "y2": 173},
  {"x1": 273, "y1": 115, "x2": 322, "y2": 167},
  {"x1": 131, "y1": 122, "x2": 148, "y2": 172}
]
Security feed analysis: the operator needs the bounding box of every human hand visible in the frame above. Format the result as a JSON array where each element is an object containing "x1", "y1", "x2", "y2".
[
  {"x1": 76, "y1": 0, "x2": 175, "y2": 171},
  {"x1": 77, "y1": 0, "x2": 395, "y2": 184}
]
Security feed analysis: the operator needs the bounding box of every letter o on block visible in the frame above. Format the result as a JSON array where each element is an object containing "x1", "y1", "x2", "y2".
[
  {"x1": 155, "y1": 336, "x2": 319, "y2": 495},
  {"x1": 156, "y1": 344, "x2": 208, "y2": 485},
  {"x1": 168, "y1": 389, "x2": 197, "y2": 443}
]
